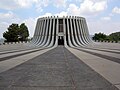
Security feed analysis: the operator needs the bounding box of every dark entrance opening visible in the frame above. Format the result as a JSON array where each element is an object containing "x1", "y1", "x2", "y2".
[{"x1": 58, "y1": 36, "x2": 64, "y2": 45}]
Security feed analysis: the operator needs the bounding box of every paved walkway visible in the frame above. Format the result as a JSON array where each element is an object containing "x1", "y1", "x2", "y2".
[{"x1": 0, "y1": 46, "x2": 118, "y2": 90}]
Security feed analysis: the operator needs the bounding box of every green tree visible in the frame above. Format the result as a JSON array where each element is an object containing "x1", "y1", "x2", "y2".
[
  {"x1": 18, "y1": 23, "x2": 29, "y2": 41},
  {"x1": 3, "y1": 24, "x2": 19, "y2": 42},
  {"x1": 108, "y1": 32, "x2": 120, "y2": 42},
  {"x1": 92, "y1": 32, "x2": 107, "y2": 41},
  {"x1": 3, "y1": 23, "x2": 29, "y2": 42}
]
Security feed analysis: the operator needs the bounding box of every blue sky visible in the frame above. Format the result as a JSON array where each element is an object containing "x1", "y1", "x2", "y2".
[{"x1": 0, "y1": 0, "x2": 120, "y2": 38}]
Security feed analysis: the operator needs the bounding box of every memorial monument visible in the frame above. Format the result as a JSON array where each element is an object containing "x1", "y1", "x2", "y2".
[{"x1": 31, "y1": 16, "x2": 92, "y2": 47}]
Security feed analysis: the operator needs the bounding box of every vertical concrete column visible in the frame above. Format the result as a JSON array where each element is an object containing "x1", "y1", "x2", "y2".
[
  {"x1": 36, "y1": 19, "x2": 44, "y2": 45},
  {"x1": 83, "y1": 19, "x2": 89, "y2": 44},
  {"x1": 81, "y1": 19, "x2": 89, "y2": 44},
  {"x1": 70, "y1": 16, "x2": 78, "y2": 47},
  {"x1": 37, "y1": 19, "x2": 45, "y2": 46},
  {"x1": 66, "y1": 16, "x2": 74, "y2": 47},
  {"x1": 44, "y1": 16, "x2": 52, "y2": 47},
  {"x1": 85, "y1": 20, "x2": 92, "y2": 44},
  {"x1": 84, "y1": 19, "x2": 93, "y2": 43},
  {"x1": 33, "y1": 19, "x2": 41, "y2": 45},
  {"x1": 73, "y1": 16, "x2": 82, "y2": 46},
  {"x1": 54, "y1": 16, "x2": 59, "y2": 47},
  {"x1": 40, "y1": 17, "x2": 50, "y2": 46},
  {"x1": 82, "y1": 19, "x2": 89, "y2": 43},
  {"x1": 80, "y1": 18, "x2": 88, "y2": 45},
  {"x1": 75, "y1": 17, "x2": 85, "y2": 46},
  {"x1": 35, "y1": 19, "x2": 42, "y2": 45},
  {"x1": 48, "y1": 16, "x2": 53, "y2": 46},
  {"x1": 37, "y1": 17, "x2": 47, "y2": 46},
  {"x1": 49, "y1": 16, "x2": 55, "y2": 47},
  {"x1": 63, "y1": 16, "x2": 67, "y2": 47},
  {"x1": 35, "y1": 18, "x2": 42, "y2": 44},
  {"x1": 78, "y1": 18, "x2": 87, "y2": 45}
]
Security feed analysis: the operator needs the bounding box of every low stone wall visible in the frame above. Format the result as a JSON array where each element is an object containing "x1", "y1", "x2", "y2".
[
  {"x1": 0, "y1": 41, "x2": 30, "y2": 45},
  {"x1": 94, "y1": 40, "x2": 120, "y2": 43}
]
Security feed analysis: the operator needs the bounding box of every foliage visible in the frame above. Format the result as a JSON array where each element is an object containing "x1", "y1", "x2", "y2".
[
  {"x1": 92, "y1": 32, "x2": 107, "y2": 41},
  {"x1": 92, "y1": 32, "x2": 120, "y2": 42},
  {"x1": 3, "y1": 23, "x2": 29, "y2": 42},
  {"x1": 18, "y1": 23, "x2": 29, "y2": 41},
  {"x1": 108, "y1": 32, "x2": 120, "y2": 41},
  {"x1": 3, "y1": 24, "x2": 19, "y2": 42}
]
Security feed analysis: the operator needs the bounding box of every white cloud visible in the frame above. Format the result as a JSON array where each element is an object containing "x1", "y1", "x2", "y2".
[
  {"x1": 0, "y1": 0, "x2": 50, "y2": 11},
  {"x1": 15, "y1": 0, "x2": 33, "y2": 8},
  {"x1": 0, "y1": 0, "x2": 37, "y2": 10},
  {"x1": 0, "y1": 0, "x2": 18, "y2": 10},
  {"x1": 67, "y1": 4, "x2": 80, "y2": 16},
  {"x1": 36, "y1": 0, "x2": 67, "y2": 12},
  {"x1": 67, "y1": 0, "x2": 107, "y2": 16},
  {"x1": 0, "y1": 0, "x2": 67, "y2": 12},
  {"x1": 75, "y1": 0, "x2": 83, "y2": 2},
  {"x1": 53, "y1": 0, "x2": 67, "y2": 8},
  {"x1": 101, "y1": 16, "x2": 111, "y2": 21},
  {"x1": 0, "y1": 11, "x2": 21, "y2": 38},
  {"x1": 39, "y1": 0, "x2": 49, "y2": 7},
  {"x1": 80, "y1": 0, "x2": 107, "y2": 14},
  {"x1": 35, "y1": 0, "x2": 50, "y2": 12},
  {"x1": 0, "y1": 11, "x2": 14, "y2": 20},
  {"x1": 112, "y1": 7, "x2": 120, "y2": 14},
  {"x1": 0, "y1": 11, "x2": 20, "y2": 23},
  {"x1": 0, "y1": 0, "x2": 69, "y2": 13}
]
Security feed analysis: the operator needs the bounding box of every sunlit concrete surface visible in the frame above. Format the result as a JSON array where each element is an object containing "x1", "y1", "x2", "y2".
[
  {"x1": 0, "y1": 47, "x2": 54, "y2": 73},
  {"x1": 0, "y1": 43, "x2": 32, "y2": 52},
  {"x1": 0, "y1": 45, "x2": 119, "y2": 90},
  {"x1": 67, "y1": 43, "x2": 120, "y2": 89}
]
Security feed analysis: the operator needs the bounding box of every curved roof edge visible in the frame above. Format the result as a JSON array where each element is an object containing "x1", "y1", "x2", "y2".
[{"x1": 38, "y1": 16, "x2": 85, "y2": 20}]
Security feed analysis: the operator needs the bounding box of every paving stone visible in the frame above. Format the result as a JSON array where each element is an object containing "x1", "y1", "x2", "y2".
[
  {"x1": 8, "y1": 86, "x2": 57, "y2": 90},
  {"x1": 0, "y1": 46, "x2": 118, "y2": 90}
]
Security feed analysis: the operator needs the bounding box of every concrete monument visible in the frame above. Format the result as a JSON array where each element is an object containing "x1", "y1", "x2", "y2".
[{"x1": 31, "y1": 16, "x2": 92, "y2": 47}]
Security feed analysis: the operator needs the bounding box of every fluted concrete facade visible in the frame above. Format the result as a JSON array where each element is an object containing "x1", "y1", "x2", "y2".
[{"x1": 31, "y1": 16, "x2": 92, "y2": 47}]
